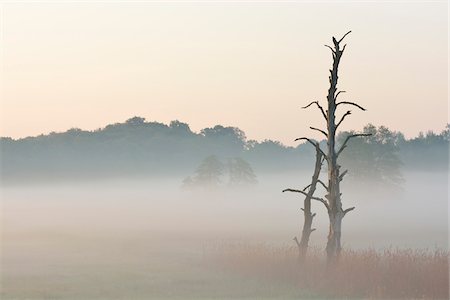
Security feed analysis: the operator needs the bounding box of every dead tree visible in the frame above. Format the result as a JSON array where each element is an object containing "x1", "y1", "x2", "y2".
[
  {"x1": 321, "y1": 32, "x2": 366, "y2": 263},
  {"x1": 286, "y1": 31, "x2": 369, "y2": 264},
  {"x1": 283, "y1": 143, "x2": 324, "y2": 261},
  {"x1": 321, "y1": 31, "x2": 370, "y2": 263}
]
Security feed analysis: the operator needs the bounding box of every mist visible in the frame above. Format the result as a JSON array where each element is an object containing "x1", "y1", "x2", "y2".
[
  {"x1": 0, "y1": 168, "x2": 446, "y2": 298},
  {"x1": 3, "y1": 170, "x2": 447, "y2": 246}
]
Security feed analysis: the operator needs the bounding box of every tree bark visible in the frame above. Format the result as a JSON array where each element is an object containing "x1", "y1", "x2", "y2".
[
  {"x1": 295, "y1": 144, "x2": 323, "y2": 262},
  {"x1": 324, "y1": 33, "x2": 348, "y2": 264}
]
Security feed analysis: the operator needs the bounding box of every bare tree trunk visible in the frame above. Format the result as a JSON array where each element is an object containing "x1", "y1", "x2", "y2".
[
  {"x1": 323, "y1": 32, "x2": 365, "y2": 264},
  {"x1": 294, "y1": 145, "x2": 323, "y2": 262},
  {"x1": 286, "y1": 31, "x2": 368, "y2": 266},
  {"x1": 325, "y1": 35, "x2": 344, "y2": 263}
]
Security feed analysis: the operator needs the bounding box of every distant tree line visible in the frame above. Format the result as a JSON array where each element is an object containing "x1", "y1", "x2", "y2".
[{"x1": 0, "y1": 116, "x2": 447, "y2": 183}]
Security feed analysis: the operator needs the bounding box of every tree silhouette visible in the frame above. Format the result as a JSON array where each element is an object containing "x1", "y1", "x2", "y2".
[
  {"x1": 183, "y1": 155, "x2": 224, "y2": 189},
  {"x1": 283, "y1": 31, "x2": 369, "y2": 264},
  {"x1": 228, "y1": 157, "x2": 257, "y2": 186}
]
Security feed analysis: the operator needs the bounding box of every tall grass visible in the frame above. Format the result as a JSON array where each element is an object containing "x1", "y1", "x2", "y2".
[{"x1": 210, "y1": 243, "x2": 449, "y2": 299}]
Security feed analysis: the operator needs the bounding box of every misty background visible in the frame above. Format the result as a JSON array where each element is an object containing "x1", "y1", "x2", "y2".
[
  {"x1": 1, "y1": 117, "x2": 448, "y2": 250},
  {"x1": 1, "y1": 116, "x2": 448, "y2": 182}
]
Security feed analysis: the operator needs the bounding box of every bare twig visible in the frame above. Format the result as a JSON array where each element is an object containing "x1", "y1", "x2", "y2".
[
  {"x1": 343, "y1": 207, "x2": 355, "y2": 215},
  {"x1": 338, "y1": 31, "x2": 352, "y2": 44},
  {"x1": 317, "y1": 179, "x2": 329, "y2": 191},
  {"x1": 294, "y1": 137, "x2": 328, "y2": 160},
  {"x1": 336, "y1": 133, "x2": 372, "y2": 157},
  {"x1": 337, "y1": 101, "x2": 367, "y2": 111},
  {"x1": 335, "y1": 90, "x2": 346, "y2": 99},
  {"x1": 302, "y1": 101, "x2": 327, "y2": 121},
  {"x1": 339, "y1": 170, "x2": 348, "y2": 182},
  {"x1": 336, "y1": 110, "x2": 352, "y2": 130},
  {"x1": 283, "y1": 188, "x2": 330, "y2": 211},
  {"x1": 324, "y1": 44, "x2": 335, "y2": 54},
  {"x1": 302, "y1": 183, "x2": 311, "y2": 192},
  {"x1": 295, "y1": 137, "x2": 317, "y2": 148},
  {"x1": 310, "y1": 126, "x2": 328, "y2": 138}
]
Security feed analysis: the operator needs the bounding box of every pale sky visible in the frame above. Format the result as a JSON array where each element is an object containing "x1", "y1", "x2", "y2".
[{"x1": 1, "y1": 1, "x2": 448, "y2": 145}]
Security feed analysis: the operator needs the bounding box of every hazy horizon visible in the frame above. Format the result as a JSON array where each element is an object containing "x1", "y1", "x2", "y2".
[{"x1": 2, "y1": 115, "x2": 448, "y2": 142}]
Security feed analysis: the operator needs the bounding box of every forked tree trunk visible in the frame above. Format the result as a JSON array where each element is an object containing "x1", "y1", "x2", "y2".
[{"x1": 286, "y1": 31, "x2": 368, "y2": 265}]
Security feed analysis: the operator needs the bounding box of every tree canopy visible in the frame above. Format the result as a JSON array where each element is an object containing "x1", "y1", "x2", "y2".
[
  {"x1": 338, "y1": 124, "x2": 404, "y2": 188},
  {"x1": 0, "y1": 117, "x2": 447, "y2": 183}
]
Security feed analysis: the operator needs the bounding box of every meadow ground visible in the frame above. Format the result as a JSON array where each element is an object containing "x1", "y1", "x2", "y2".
[
  {"x1": 1, "y1": 231, "x2": 318, "y2": 300},
  {"x1": 210, "y1": 242, "x2": 449, "y2": 299},
  {"x1": 1, "y1": 230, "x2": 448, "y2": 299}
]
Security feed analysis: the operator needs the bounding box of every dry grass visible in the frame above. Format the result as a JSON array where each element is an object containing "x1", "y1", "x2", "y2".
[{"x1": 209, "y1": 243, "x2": 449, "y2": 299}]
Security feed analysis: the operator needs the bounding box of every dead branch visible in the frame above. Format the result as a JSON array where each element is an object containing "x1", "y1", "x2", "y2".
[
  {"x1": 336, "y1": 133, "x2": 372, "y2": 157},
  {"x1": 282, "y1": 188, "x2": 329, "y2": 211},
  {"x1": 343, "y1": 207, "x2": 355, "y2": 215},
  {"x1": 294, "y1": 137, "x2": 328, "y2": 160},
  {"x1": 335, "y1": 90, "x2": 346, "y2": 99},
  {"x1": 302, "y1": 183, "x2": 311, "y2": 192},
  {"x1": 324, "y1": 44, "x2": 335, "y2": 54},
  {"x1": 336, "y1": 110, "x2": 352, "y2": 130},
  {"x1": 338, "y1": 31, "x2": 352, "y2": 44},
  {"x1": 293, "y1": 236, "x2": 301, "y2": 247},
  {"x1": 310, "y1": 126, "x2": 328, "y2": 138},
  {"x1": 302, "y1": 101, "x2": 327, "y2": 121},
  {"x1": 339, "y1": 170, "x2": 348, "y2": 181},
  {"x1": 317, "y1": 179, "x2": 329, "y2": 191},
  {"x1": 337, "y1": 101, "x2": 367, "y2": 111}
]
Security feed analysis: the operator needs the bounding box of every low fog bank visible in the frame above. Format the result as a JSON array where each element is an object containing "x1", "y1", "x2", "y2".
[
  {"x1": 2, "y1": 170, "x2": 447, "y2": 249},
  {"x1": 1, "y1": 170, "x2": 447, "y2": 299}
]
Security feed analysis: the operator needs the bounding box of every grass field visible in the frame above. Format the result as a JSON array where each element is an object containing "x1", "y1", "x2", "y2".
[
  {"x1": 2, "y1": 230, "x2": 448, "y2": 299},
  {"x1": 1, "y1": 231, "x2": 319, "y2": 299},
  {"x1": 211, "y1": 243, "x2": 449, "y2": 299}
]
